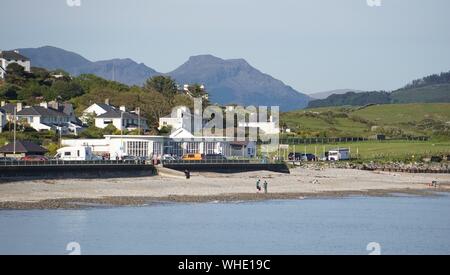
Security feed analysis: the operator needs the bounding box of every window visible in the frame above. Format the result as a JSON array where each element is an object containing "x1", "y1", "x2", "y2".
[
  {"x1": 153, "y1": 142, "x2": 162, "y2": 156},
  {"x1": 168, "y1": 141, "x2": 183, "y2": 157},
  {"x1": 186, "y1": 142, "x2": 199, "y2": 154},
  {"x1": 126, "y1": 141, "x2": 149, "y2": 157},
  {"x1": 203, "y1": 142, "x2": 216, "y2": 155},
  {"x1": 64, "y1": 152, "x2": 71, "y2": 156}
]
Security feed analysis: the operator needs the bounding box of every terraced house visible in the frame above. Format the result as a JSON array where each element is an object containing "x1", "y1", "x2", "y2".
[{"x1": 16, "y1": 102, "x2": 84, "y2": 135}]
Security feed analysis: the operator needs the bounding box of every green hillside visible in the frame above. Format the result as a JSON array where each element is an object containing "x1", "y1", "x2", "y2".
[
  {"x1": 281, "y1": 103, "x2": 450, "y2": 139},
  {"x1": 307, "y1": 71, "x2": 450, "y2": 108},
  {"x1": 391, "y1": 84, "x2": 450, "y2": 103}
]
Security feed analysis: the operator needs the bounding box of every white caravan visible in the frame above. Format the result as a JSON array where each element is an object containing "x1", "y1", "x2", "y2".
[
  {"x1": 327, "y1": 148, "x2": 350, "y2": 161},
  {"x1": 55, "y1": 146, "x2": 101, "y2": 161}
]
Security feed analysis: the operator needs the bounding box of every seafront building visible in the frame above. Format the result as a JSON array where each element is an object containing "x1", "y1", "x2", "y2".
[{"x1": 62, "y1": 128, "x2": 256, "y2": 160}]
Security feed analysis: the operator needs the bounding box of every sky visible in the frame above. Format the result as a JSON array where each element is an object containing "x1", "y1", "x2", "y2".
[{"x1": 1, "y1": 0, "x2": 450, "y2": 94}]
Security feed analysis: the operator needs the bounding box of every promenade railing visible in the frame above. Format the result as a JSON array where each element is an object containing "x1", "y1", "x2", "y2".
[{"x1": 0, "y1": 159, "x2": 148, "y2": 167}]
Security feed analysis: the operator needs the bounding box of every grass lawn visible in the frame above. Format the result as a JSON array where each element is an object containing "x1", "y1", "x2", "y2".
[{"x1": 268, "y1": 140, "x2": 450, "y2": 162}]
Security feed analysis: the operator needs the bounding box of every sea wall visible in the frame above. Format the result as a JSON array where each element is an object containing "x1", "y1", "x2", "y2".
[
  {"x1": 163, "y1": 163, "x2": 290, "y2": 174},
  {"x1": 0, "y1": 164, "x2": 157, "y2": 182}
]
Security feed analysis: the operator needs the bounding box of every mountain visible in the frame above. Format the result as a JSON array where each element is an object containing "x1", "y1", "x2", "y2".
[
  {"x1": 168, "y1": 55, "x2": 309, "y2": 111},
  {"x1": 16, "y1": 46, "x2": 309, "y2": 110},
  {"x1": 308, "y1": 89, "x2": 364, "y2": 100},
  {"x1": 307, "y1": 71, "x2": 450, "y2": 108},
  {"x1": 18, "y1": 46, "x2": 160, "y2": 85}
]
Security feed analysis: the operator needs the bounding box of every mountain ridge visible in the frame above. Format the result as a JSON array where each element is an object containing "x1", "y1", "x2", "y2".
[{"x1": 15, "y1": 46, "x2": 309, "y2": 111}]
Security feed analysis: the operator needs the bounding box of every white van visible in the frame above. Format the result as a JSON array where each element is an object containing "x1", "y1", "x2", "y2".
[
  {"x1": 327, "y1": 148, "x2": 350, "y2": 161},
  {"x1": 55, "y1": 146, "x2": 101, "y2": 161}
]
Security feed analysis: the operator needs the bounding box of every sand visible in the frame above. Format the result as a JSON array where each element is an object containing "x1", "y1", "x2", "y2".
[{"x1": 0, "y1": 167, "x2": 449, "y2": 209}]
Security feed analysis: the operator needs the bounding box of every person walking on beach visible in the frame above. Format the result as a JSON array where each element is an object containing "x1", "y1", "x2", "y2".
[
  {"x1": 263, "y1": 180, "x2": 268, "y2": 194},
  {"x1": 256, "y1": 178, "x2": 261, "y2": 192}
]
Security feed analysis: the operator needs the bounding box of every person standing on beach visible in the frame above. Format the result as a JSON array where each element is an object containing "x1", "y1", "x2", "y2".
[
  {"x1": 263, "y1": 180, "x2": 268, "y2": 194},
  {"x1": 256, "y1": 179, "x2": 261, "y2": 192}
]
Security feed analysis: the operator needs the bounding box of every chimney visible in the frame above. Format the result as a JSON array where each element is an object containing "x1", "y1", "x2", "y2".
[
  {"x1": 40, "y1": 102, "x2": 48, "y2": 109},
  {"x1": 120, "y1": 105, "x2": 126, "y2": 112},
  {"x1": 16, "y1": 102, "x2": 23, "y2": 112},
  {"x1": 49, "y1": 100, "x2": 59, "y2": 110},
  {"x1": 105, "y1": 98, "x2": 110, "y2": 105},
  {"x1": 1, "y1": 101, "x2": 5, "y2": 107}
]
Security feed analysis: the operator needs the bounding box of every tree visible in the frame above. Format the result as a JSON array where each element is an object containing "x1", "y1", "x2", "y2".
[
  {"x1": 0, "y1": 84, "x2": 20, "y2": 100},
  {"x1": 144, "y1": 76, "x2": 178, "y2": 100},
  {"x1": 5, "y1": 63, "x2": 30, "y2": 86}
]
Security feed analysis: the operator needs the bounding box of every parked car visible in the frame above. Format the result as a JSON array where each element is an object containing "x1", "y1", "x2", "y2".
[
  {"x1": 327, "y1": 148, "x2": 350, "y2": 161},
  {"x1": 288, "y1": 153, "x2": 303, "y2": 161},
  {"x1": 288, "y1": 153, "x2": 316, "y2": 161},
  {"x1": 122, "y1": 155, "x2": 146, "y2": 162},
  {"x1": 203, "y1": 154, "x2": 227, "y2": 161},
  {"x1": 20, "y1": 155, "x2": 49, "y2": 161},
  {"x1": 161, "y1": 154, "x2": 178, "y2": 161},
  {"x1": 182, "y1": 153, "x2": 202, "y2": 161},
  {"x1": 0, "y1": 157, "x2": 17, "y2": 162}
]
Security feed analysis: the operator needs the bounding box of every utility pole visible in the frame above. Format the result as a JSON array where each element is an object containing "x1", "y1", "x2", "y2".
[
  {"x1": 137, "y1": 107, "x2": 141, "y2": 135},
  {"x1": 13, "y1": 107, "x2": 16, "y2": 155}
]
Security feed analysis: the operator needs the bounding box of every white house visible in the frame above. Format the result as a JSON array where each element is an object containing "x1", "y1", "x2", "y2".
[
  {"x1": 82, "y1": 101, "x2": 149, "y2": 132},
  {"x1": 94, "y1": 106, "x2": 149, "y2": 132},
  {"x1": 15, "y1": 102, "x2": 83, "y2": 135},
  {"x1": 0, "y1": 50, "x2": 31, "y2": 79},
  {"x1": 81, "y1": 100, "x2": 116, "y2": 123},
  {"x1": 0, "y1": 109, "x2": 5, "y2": 133}
]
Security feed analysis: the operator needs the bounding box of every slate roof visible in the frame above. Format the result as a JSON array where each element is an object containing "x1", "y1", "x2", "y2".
[
  {"x1": 95, "y1": 103, "x2": 116, "y2": 112},
  {"x1": 16, "y1": 106, "x2": 69, "y2": 117},
  {"x1": 0, "y1": 103, "x2": 17, "y2": 114},
  {"x1": 0, "y1": 51, "x2": 30, "y2": 61},
  {"x1": 0, "y1": 140, "x2": 48, "y2": 154},
  {"x1": 96, "y1": 109, "x2": 144, "y2": 120}
]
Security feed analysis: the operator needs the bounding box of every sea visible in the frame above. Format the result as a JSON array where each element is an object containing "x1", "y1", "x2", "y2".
[{"x1": 0, "y1": 194, "x2": 449, "y2": 255}]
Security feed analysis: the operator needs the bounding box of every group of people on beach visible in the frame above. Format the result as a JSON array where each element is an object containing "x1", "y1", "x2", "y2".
[{"x1": 256, "y1": 178, "x2": 268, "y2": 194}]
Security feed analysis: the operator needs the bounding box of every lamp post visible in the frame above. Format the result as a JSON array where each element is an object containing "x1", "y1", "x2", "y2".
[{"x1": 13, "y1": 107, "x2": 16, "y2": 155}]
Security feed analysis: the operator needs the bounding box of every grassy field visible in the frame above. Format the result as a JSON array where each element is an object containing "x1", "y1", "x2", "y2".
[
  {"x1": 281, "y1": 103, "x2": 450, "y2": 138},
  {"x1": 269, "y1": 140, "x2": 450, "y2": 162}
]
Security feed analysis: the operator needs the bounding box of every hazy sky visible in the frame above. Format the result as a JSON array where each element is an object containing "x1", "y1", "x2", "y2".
[{"x1": 1, "y1": 0, "x2": 450, "y2": 94}]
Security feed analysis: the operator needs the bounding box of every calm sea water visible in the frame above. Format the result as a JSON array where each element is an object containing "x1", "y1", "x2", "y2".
[{"x1": 0, "y1": 194, "x2": 449, "y2": 255}]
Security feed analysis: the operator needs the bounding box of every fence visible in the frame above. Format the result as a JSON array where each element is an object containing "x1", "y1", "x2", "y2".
[
  {"x1": 259, "y1": 136, "x2": 430, "y2": 145},
  {"x1": 0, "y1": 159, "x2": 147, "y2": 167}
]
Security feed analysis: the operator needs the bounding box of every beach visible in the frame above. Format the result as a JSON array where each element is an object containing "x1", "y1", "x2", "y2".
[{"x1": 0, "y1": 167, "x2": 450, "y2": 209}]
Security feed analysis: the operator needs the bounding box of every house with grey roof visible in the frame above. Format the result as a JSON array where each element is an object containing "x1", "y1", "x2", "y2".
[
  {"x1": 16, "y1": 102, "x2": 83, "y2": 135},
  {"x1": 0, "y1": 50, "x2": 31, "y2": 79},
  {"x1": 94, "y1": 106, "x2": 149, "y2": 132},
  {"x1": 83, "y1": 100, "x2": 148, "y2": 132}
]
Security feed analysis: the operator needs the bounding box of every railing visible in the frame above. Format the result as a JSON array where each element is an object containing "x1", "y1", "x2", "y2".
[
  {"x1": 0, "y1": 159, "x2": 148, "y2": 167},
  {"x1": 162, "y1": 158, "x2": 283, "y2": 165}
]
